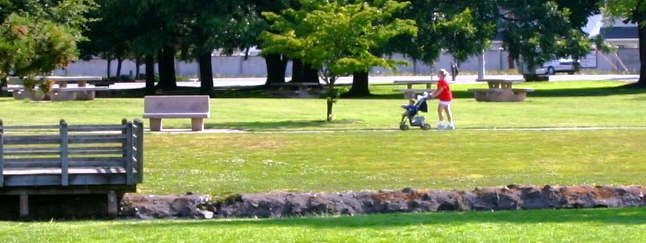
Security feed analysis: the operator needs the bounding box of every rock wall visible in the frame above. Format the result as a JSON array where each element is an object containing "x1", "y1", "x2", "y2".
[{"x1": 120, "y1": 185, "x2": 646, "y2": 219}]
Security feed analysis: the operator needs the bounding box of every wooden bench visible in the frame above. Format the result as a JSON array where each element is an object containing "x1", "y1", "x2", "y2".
[
  {"x1": 393, "y1": 88, "x2": 436, "y2": 99},
  {"x1": 143, "y1": 95, "x2": 211, "y2": 131},
  {"x1": 0, "y1": 119, "x2": 144, "y2": 218}
]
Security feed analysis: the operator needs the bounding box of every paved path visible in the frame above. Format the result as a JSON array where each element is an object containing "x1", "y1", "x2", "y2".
[
  {"x1": 148, "y1": 126, "x2": 646, "y2": 134},
  {"x1": 109, "y1": 74, "x2": 638, "y2": 90}
]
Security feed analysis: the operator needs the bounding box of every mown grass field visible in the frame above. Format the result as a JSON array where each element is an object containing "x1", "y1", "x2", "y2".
[{"x1": 0, "y1": 80, "x2": 645, "y2": 242}]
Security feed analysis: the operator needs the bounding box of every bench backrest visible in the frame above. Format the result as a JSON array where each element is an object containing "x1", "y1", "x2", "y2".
[
  {"x1": 144, "y1": 95, "x2": 210, "y2": 114},
  {"x1": 0, "y1": 119, "x2": 144, "y2": 187}
]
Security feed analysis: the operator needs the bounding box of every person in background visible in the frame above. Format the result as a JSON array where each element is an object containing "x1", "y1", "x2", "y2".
[
  {"x1": 450, "y1": 62, "x2": 459, "y2": 81},
  {"x1": 428, "y1": 69, "x2": 454, "y2": 129}
]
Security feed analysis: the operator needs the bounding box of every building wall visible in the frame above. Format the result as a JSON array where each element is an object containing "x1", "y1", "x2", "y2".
[{"x1": 54, "y1": 48, "x2": 640, "y2": 77}]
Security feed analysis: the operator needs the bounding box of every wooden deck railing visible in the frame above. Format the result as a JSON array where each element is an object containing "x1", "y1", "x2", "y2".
[{"x1": 0, "y1": 119, "x2": 144, "y2": 187}]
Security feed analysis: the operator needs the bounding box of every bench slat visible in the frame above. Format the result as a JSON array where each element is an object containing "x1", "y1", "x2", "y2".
[
  {"x1": 3, "y1": 159, "x2": 127, "y2": 168},
  {"x1": 3, "y1": 167, "x2": 131, "y2": 175}
]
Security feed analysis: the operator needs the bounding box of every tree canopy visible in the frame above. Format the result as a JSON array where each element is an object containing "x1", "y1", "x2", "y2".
[
  {"x1": 0, "y1": 0, "x2": 95, "y2": 81},
  {"x1": 260, "y1": 0, "x2": 417, "y2": 121}
]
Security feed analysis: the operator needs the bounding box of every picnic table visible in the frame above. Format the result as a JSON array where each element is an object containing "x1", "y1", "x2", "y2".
[
  {"x1": 393, "y1": 80, "x2": 437, "y2": 99},
  {"x1": 6, "y1": 76, "x2": 107, "y2": 101},
  {"x1": 267, "y1": 82, "x2": 322, "y2": 98},
  {"x1": 468, "y1": 78, "x2": 534, "y2": 102}
]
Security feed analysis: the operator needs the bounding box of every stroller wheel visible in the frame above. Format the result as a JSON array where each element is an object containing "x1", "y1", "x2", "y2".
[
  {"x1": 399, "y1": 124, "x2": 410, "y2": 130},
  {"x1": 422, "y1": 123, "x2": 431, "y2": 130}
]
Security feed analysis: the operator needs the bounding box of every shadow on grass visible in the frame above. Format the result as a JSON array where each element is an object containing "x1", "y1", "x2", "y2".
[
  {"x1": 116, "y1": 207, "x2": 646, "y2": 229},
  {"x1": 207, "y1": 120, "x2": 329, "y2": 130},
  {"x1": 207, "y1": 119, "x2": 373, "y2": 131},
  {"x1": 98, "y1": 82, "x2": 646, "y2": 99}
]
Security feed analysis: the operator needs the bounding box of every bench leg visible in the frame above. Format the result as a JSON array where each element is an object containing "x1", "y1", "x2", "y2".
[
  {"x1": 51, "y1": 91, "x2": 77, "y2": 101},
  {"x1": 191, "y1": 118, "x2": 204, "y2": 131},
  {"x1": 13, "y1": 90, "x2": 26, "y2": 99},
  {"x1": 474, "y1": 92, "x2": 489, "y2": 102},
  {"x1": 75, "y1": 91, "x2": 96, "y2": 100},
  {"x1": 512, "y1": 91, "x2": 527, "y2": 102},
  {"x1": 149, "y1": 118, "x2": 162, "y2": 131},
  {"x1": 404, "y1": 92, "x2": 415, "y2": 99},
  {"x1": 489, "y1": 89, "x2": 515, "y2": 102},
  {"x1": 19, "y1": 193, "x2": 29, "y2": 218}
]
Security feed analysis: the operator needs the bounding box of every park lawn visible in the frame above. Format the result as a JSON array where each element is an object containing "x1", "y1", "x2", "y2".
[
  {"x1": 0, "y1": 207, "x2": 645, "y2": 243},
  {"x1": 1, "y1": 80, "x2": 645, "y2": 242},
  {"x1": 140, "y1": 129, "x2": 646, "y2": 195},
  {"x1": 0, "y1": 81, "x2": 645, "y2": 130}
]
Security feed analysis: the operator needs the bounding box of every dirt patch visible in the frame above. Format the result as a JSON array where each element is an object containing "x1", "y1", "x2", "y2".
[
  {"x1": 3, "y1": 185, "x2": 643, "y2": 220},
  {"x1": 118, "y1": 185, "x2": 646, "y2": 220}
]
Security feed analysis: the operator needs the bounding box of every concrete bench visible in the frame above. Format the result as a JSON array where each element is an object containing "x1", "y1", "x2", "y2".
[
  {"x1": 467, "y1": 88, "x2": 534, "y2": 102},
  {"x1": 2, "y1": 86, "x2": 27, "y2": 99},
  {"x1": 3, "y1": 85, "x2": 108, "y2": 100},
  {"x1": 142, "y1": 95, "x2": 211, "y2": 131},
  {"x1": 393, "y1": 88, "x2": 436, "y2": 99}
]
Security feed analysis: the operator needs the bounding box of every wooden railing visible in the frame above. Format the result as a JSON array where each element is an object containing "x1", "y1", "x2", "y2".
[{"x1": 0, "y1": 119, "x2": 144, "y2": 187}]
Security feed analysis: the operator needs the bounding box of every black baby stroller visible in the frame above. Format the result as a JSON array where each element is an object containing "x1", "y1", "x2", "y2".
[{"x1": 399, "y1": 95, "x2": 431, "y2": 130}]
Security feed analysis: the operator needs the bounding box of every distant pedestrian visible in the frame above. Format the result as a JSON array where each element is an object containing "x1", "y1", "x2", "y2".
[{"x1": 450, "y1": 62, "x2": 459, "y2": 81}]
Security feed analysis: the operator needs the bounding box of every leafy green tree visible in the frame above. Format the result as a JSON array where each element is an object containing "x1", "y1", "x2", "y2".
[
  {"x1": 0, "y1": 0, "x2": 95, "y2": 86},
  {"x1": 261, "y1": 0, "x2": 416, "y2": 121},
  {"x1": 603, "y1": 0, "x2": 646, "y2": 87},
  {"x1": 497, "y1": 0, "x2": 604, "y2": 77}
]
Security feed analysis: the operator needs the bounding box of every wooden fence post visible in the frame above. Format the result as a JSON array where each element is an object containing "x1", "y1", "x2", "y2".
[
  {"x1": 134, "y1": 119, "x2": 144, "y2": 183},
  {"x1": 59, "y1": 119, "x2": 69, "y2": 186},
  {"x1": 125, "y1": 121, "x2": 133, "y2": 185},
  {"x1": 19, "y1": 193, "x2": 29, "y2": 218},
  {"x1": 0, "y1": 133, "x2": 3, "y2": 187},
  {"x1": 107, "y1": 191, "x2": 117, "y2": 219}
]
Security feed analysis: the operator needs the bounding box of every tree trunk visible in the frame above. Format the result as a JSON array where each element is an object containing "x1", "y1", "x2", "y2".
[
  {"x1": 145, "y1": 54, "x2": 156, "y2": 95},
  {"x1": 303, "y1": 63, "x2": 319, "y2": 83},
  {"x1": 291, "y1": 58, "x2": 303, "y2": 83},
  {"x1": 638, "y1": 23, "x2": 646, "y2": 87},
  {"x1": 135, "y1": 58, "x2": 142, "y2": 79},
  {"x1": 344, "y1": 71, "x2": 370, "y2": 97},
  {"x1": 157, "y1": 46, "x2": 177, "y2": 89},
  {"x1": 116, "y1": 58, "x2": 123, "y2": 80},
  {"x1": 198, "y1": 53, "x2": 214, "y2": 96},
  {"x1": 106, "y1": 57, "x2": 112, "y2": 79},
  {"x1": 326, "y1": 97, "x2": 335, "y2": 122},
  {"x1": 264, "y1": 53, "x2": 287, "y2": 85}
]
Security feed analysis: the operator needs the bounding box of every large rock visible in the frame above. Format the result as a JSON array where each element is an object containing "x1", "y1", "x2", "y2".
[{"x1": 120, "y1": 185, "x2": 646, "y2": 219}]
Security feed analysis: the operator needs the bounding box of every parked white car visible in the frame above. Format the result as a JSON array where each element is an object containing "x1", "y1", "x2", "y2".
[{"x1": 536, "y1": 59, "x2": 580, "y2": 75}]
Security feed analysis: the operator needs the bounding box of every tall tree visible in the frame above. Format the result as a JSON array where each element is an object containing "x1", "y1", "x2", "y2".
[
  {"x1": 260, "y1": 0, "x2": 416, "y2": 121},
  {"x1": 604, "y1": 0, "x2": 646, "y2": 87},
  {"x1": 246, "y1": 0, "x2": 294, "y2": 85}
]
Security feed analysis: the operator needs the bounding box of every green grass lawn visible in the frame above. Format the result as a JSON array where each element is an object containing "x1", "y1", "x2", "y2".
[
  {"x1": 1, "y1": 207, "x2": 646, "y2": 243},
  {"x1": 0, "y1": 80, "x2": 645, "y2": 242}
]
